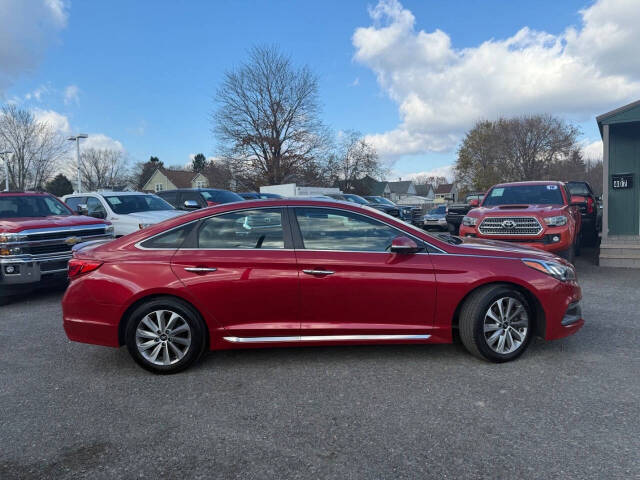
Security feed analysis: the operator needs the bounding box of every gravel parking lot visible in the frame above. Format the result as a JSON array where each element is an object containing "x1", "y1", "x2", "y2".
[{"x1": 1, "y1": 252, "x2": 639, "y2": 479}]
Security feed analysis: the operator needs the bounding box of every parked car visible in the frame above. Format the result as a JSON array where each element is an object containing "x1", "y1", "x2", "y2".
[
  {"x1": 0, "y1": 191, "x2": 113, "y2": 304},
  {"x1": 63, "y1": 198, "x2": 583, "y2": 373},
  {"x1": 445, "y1": 192, "x2": 485, "y2": 234},
  {"x1": 155, "y1": 188, "x2": 244, "y2": 211},
  {"x1": 364, "y1": 195, "x2": 421, "y2": 225},
  {"x1": 458, "y1": 181, "x2": 582, "y2": 263},
  {"x1": 238, "y1": 192, "x2": 283, "y2": 200},
  {"x1": 63, "y1": 192, "x2": 185, "y2": 237},
  {"x1": 422, "y1": 205, "x2": 447, "y2": 230},
  {"x1": 566, "y1": 181, "x2": 600, "y2": 246}
]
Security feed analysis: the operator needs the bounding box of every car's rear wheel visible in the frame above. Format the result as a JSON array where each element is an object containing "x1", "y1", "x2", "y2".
[
  {"x1": 125, "y1": 298, "x2": 207, "y2": 374},
  {"x1": 459, "y1": 285, "x2": 533, "y2": 362}
]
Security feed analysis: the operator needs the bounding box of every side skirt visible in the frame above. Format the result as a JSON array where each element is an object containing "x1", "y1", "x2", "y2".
[{"x1": 223, "y1": 334, "x2": 432, "y2": 343}]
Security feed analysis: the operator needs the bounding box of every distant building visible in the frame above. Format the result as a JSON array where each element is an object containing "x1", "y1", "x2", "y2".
[
  {"x1": 142, "y1": 167, "x2": 209, "y2": 192},
  {"x1": 434, "y1": 183, "x2": 457, "y2": 203},
  {"x1": 414, "y1": 183, "x2": 435, "y2": 200}
]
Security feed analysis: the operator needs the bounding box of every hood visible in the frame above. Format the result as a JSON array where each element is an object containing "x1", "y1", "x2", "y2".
[
  {"x1": 454, "y1": 236, "x2": 559, "y2": 260},
  {"x1": 0, "y1": 215, "x2": 108, "y2": 233},
  {"x1": 424, "y1": 213, "x2": 446, "y2": 219},
  {"x1": 470, "y1": 204, "x2": 565, "y2": 216},
  {"x1": 119, "y1": 210, "x2": 186, "y2": 223}
]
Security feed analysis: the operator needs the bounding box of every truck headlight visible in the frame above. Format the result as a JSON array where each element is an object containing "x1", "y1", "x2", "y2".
[
  {"x1": 0, "y1": 233, "x2": 19, "y2": 243},
  {"x1": 523, "y1": 259, "x2": 576, "y2": 282},
  {"x1": 105, "y1": 225, "x2": 115, "y2": 237},
  {"x1": 543, "y1": 215, "x2": 567, "y2": 226},
  {"x1": 0, "y1": 246, "x2": 21, "y2": 256},
  {"x1": 462, "y1": 216, "x2": 477, "y2": 226}
]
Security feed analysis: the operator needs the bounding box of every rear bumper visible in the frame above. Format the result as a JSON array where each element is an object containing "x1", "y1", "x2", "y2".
[{"x1": 62, "y1": 285, "x2": 121, "y2": 347}]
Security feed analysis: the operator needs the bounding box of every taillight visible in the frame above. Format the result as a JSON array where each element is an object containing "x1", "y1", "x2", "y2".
[
  {"x1": 206, "y1": 201, "x2": 218, "y2": 207},
  {"x1": 68, "y1": 259, "x2": 103, "y2": 279},
  {"x1": 586, "y1": 197, "x2": 594, "y2": 214}
]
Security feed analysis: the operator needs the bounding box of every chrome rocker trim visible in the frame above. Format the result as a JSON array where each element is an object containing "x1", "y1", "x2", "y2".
[{"x1": 223, "y1": 334, "x2": 432, "y2": 343}]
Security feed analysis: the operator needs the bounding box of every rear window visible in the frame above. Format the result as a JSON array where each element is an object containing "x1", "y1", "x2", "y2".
[
  {"x1": 0, "y1": 195, "x2": 71, "y2": 218},
  {"x1": 567, "y1": 183, "x2": 591, "y2": 196},
  {"x1": 483, "y1": 185, "x2": 564, "y2": 206}
]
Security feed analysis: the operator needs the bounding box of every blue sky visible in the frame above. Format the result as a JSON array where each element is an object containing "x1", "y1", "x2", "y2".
[{"x1": 3, "y1": 0, "x2": 640, "y2": 179}]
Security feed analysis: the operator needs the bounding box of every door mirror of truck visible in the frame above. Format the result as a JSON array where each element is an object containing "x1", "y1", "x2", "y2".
[
  {"x1": 389, "y1": 236, "x2": 419, "y2": 254},
  {"x1": 183, "y1": 200, "x2": 200, "y2": 209}
]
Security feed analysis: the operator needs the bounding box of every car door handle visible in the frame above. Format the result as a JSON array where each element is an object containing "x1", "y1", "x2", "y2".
[
  {"x1": 302, "y1": 269, "x2": 335, "y2": 276},
  {"x1": 184, "y1": 267, "x2": 217, "y2": 273}
]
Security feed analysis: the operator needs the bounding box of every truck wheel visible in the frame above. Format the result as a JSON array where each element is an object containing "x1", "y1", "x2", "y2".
[
  {"x1": 558, "y1": 244, "x2": 575, "y2": 264},
  {"x1": 459, "y1": 285, "x2": 533, "y2": 362},
  {"x1": 125, "y1": 297, "x2": 207, "y2": 374}
]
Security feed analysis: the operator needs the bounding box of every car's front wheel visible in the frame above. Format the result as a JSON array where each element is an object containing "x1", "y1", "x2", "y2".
[
  {"x1": 459, "y1": 285, "x2": 533, "y2": 362},
  {"x1": 125, "y1": 298, "x2": 207, "y2": 374}
]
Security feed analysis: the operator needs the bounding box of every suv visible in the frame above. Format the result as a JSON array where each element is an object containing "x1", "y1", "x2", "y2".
[
  {"x1": 445, "y1": 192, "x2": 485, "y2": 234},
  {"x1": 566, "y1": 181, "x2": 600, "y2": 246},
  {"x1": 0, "y1": 191, "x2": 113, "y2": 302},
  {"x1": 63, "y1": 191, "x2": 185, "y2": 237},
  {"x1": 156, "y1": 188, "x2": 244, "y2": 210},
  {"x1": 459, "y1": 181, "x2": 582, "y2": 262}
]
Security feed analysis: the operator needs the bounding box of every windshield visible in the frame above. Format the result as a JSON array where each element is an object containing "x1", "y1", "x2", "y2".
[
  {"x1": 482, "y1": 185, "x2": 564, "y2": 206},
  {"x1": 0, "y1": 195, "x2": 72, "y2": 218},
  {"x1": 343, "y1": 194, "x2": 370, "y2": 205},
  {"x1": 567, "y1": 183, "x2": 590, "y2": 196},
  {"x1": 429, "y1": 206, "x2": 446, "y2": 215},
  {"x1": 104, "y1": 194, "x2": 174, "y2": 214},
  {"x1": 368, "y1": 196, "x2": 395, "y2": 206}
]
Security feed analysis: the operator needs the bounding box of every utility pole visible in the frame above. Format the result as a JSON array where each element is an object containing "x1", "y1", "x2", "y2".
[{"x1": 67, "y1": 134, "x2": 88, "y2": 193}]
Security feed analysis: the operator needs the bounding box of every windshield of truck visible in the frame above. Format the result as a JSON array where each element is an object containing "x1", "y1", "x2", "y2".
[
  {"x1": 483, "y1": 185, "x2": 564, "y2": 206},
  {"x1": 0, "y1": 195, "x2": 71, "y2": 218},
  {"x1": 368, "y1": 196, "x2": 395, "y2": 206},
  {"x1": 104, "y1": 194, "x2": 174, "y2": 214},
  {"x1": 567, "y1": 182, "x2": 591, "y2": 196},
  {"x1": 343, "y1": 194, "x2": 370, "y2": 205}
]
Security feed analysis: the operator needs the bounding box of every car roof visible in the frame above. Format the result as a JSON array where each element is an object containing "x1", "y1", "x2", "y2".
[
  {"x1": 0, "y1": 191, "x2": 51, "y2": 196},
  {"x1": 159, "y1": 188, "x2": 230, "y2": 192},
  {"x1": 65, "y1": 191, "x2": 155, "y2": 197},
  {"x1": 491, "y1": 181, "x2": 565, "y2": 188}
]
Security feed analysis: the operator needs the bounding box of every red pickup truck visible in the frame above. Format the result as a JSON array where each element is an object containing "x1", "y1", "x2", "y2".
[
  {"x1": 0, "y1": 191, "x2": 113, "y2": 304},
  {"x1": 458, "y1": 181, "x2": 582, "y2": 262}
]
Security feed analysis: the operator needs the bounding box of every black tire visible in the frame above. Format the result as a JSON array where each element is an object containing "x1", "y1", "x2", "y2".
[
  {"x1": 459, "y1": 284, "x2": 534, "y2": 363},
  {"x1": 124, "y1": 297, "x2": 207, "y2": 374},
  {"x1": 558, "y1": 244, "x2": 575, "y2": 264}
]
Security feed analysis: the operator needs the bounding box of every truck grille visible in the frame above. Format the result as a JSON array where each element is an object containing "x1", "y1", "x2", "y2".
[
  {"x1": 25, "y1": 227, "x2": 106, "y2": 241},
  {"x1": 478, "y1": 216, "x2": 543, "y2": 236},
  {"x1": 28, "y1": 244, "x2": 72, "y2": 255}
]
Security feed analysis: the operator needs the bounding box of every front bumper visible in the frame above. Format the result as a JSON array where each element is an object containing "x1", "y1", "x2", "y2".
[
  {"x1": 459, "y1": 226, "x2": 572, "y2": 252},
  {"x1": 0, "y1": 253, "x2": 71, "y2": 286}
]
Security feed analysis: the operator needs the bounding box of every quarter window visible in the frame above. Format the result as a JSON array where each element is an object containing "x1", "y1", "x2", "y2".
[
  {"x1": 197, "y1": 209, "x2": 284, "y2": 249},
  {"x1": 140, "y1": 223, "x2": 195, "y2": 249},
  {"x1": 294, "y1": 208, "x2": 400, "y2": 252}
]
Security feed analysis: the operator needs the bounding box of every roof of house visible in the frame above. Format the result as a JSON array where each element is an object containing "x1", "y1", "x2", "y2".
[
  {"x1": 414, "y1": 184, "x2": 433, "y2": 196},
  {"x1": 435, "y1": 183, "x2": 455, "y2": 194},
  {"x1": 387, "y1": 180, "x2": 414, "y2": 194},
  {"x1": 152, "y1": 167, "x2": 203, "y2": 189}
]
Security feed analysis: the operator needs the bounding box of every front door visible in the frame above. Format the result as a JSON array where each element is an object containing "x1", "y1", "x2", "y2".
[
  {"x1": 171, "y1": 208, "x2": 300, "y2": 338},
  {"x1": 291, "y1": 207, "x2": 437, "y2": 338}
]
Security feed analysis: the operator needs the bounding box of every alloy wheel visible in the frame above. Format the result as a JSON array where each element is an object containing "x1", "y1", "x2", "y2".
[
  {"x1": 135, "y1": 310, "x2": 192, "y2": 366},
  {"x1": 483, "y1": 297, "x2": 529, "y2": 355}
]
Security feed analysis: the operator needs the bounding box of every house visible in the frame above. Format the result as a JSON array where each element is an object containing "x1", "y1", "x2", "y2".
[
  {"x1": 387, "y1": 180, "x2": 416, "y2": 203},
  {"x1": 142, "y1": 167, "x2": 209, "y2": 193},
  {"x1": 414, "y1": 183, "x2": 435, "y2": 200},
  {"x1": 434, "y1": 183, "x2": 457, "y2": 203}
]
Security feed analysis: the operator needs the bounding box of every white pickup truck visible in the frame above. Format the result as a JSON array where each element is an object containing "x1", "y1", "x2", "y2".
[{"x1": 63, "y1": 191, "x2": 186, "y2": 237}]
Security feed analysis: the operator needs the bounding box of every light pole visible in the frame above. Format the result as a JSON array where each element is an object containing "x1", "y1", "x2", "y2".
[
  {"x1": 0, "y1": 151, "x2": 11, "y2": 191},
  {"x1": 67, "y1": 134, "x2": 88, "y2": 193}
]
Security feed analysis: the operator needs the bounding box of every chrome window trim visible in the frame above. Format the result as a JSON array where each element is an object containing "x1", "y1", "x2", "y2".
[
  {"x1": 134, "y1": 204, "x2": 446, "y2": 254},
  {"x1": 223, "y1": 334, "x2": 432, "y2": 343}
]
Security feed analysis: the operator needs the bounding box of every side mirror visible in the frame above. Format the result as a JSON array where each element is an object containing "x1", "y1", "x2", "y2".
[
  {"x1": 76, "y1": 204, "x2": 88, "y2": 216},
  {"x1": 469, "y1": 199, "x2": 479, "y2": 207},
  {"x1": 389, "y1": 235, "x2": 419, "y2": 254},
  {"x1": 183, "y1": 200, "x2": 200, "y2": 209}
]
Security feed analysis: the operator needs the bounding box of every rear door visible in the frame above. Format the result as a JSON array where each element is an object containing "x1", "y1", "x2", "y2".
[
  {"x1": 291, "y1": 207, "x2": 437, "y2": 338},
  {"x1": 171, "y1": 207, "x2": 300, "y2": 339}
]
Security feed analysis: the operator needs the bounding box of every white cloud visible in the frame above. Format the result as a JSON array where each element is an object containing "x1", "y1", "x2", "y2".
[
  {"x1": 399, "y1": 165, "x2": 454, "y2": 182},
  {"x1": 0, "y1": 0, "x2": 69, "y2": 95},
  {"x1": 25, "y1": 84, "x2": 51, "y2": 102},
  {"x1": 83, "y1": 133, "x2": 124, "y2": 152},
  {"x1": 353, "y1": 0, "x2": 640, "y2": 158},
  {"x1": 33, "y1": 108, "x2": 71, "y2": 134},
  {"x1": 64, "y1": 84, "x2": 80, "y2": 105},
  {"x1": 349, "y1": 77, "x2": 360, "y2": 87},
  {"x1": 581, "y1": 140, "x2": 603, "y2": 160}
]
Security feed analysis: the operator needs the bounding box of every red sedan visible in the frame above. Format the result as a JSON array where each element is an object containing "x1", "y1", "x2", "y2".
[{"x1": 62, "y1": 199, "x2": 584, "y2": 373}]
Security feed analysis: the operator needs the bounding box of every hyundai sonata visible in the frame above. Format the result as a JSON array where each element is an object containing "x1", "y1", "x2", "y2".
[{"x1": 62, "y1": 199, "x2": 583, "y2": 373}]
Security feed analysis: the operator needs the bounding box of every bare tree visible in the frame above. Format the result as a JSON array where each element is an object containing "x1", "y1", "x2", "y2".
[
  {"x1": 213, "y1": 46, "x2": 330, "y2": 189},
  {"x1": 411, "y1": 174, "x2": 448, "y2": 188},
  {"x1": 0, "y1": 105, "x2": 68, "y2": 190},
  {"x1": 325, "y1": 131, "x2": 383, "y2": 192},
  {"x1": 78, "y1": 148, "x2": 129, "y2": 190}
]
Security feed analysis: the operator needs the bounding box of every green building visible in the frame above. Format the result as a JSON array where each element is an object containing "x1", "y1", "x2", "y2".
[{"x1": 597, "y1": 99, "x2": 640, "y2": 268}]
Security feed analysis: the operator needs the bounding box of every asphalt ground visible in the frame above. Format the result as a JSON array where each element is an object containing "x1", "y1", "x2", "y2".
[{"x1": 1, "y1": 251, "x2": 638, "y2": 479}]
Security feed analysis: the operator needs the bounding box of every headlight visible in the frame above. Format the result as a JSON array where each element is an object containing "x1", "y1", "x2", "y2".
[
  {"x1": 462, "y1": 216, "x2": 477, "y2": 226},
  {"x1": 543, "y1": 215, "x2": 567, "y2": 226},
  {"x1": 523, "y1": 259, "x2": 576, "y2": 282},
  {"x1": 0, "y1": 246, "x2": 21, "y2": 256},
  {"x1": 0, "y1": 233, "x2": 19, "y2": 243},
  {"x1": 139, "y1": 223, "x2": 153, "y2": 230}
]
